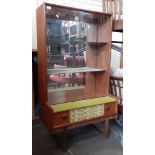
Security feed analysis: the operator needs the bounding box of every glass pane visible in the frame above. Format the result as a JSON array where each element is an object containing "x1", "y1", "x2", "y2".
[
  {"x1": 45, "y1": 5, "x2": 107, "y2": 92},
  {"x1": 46, "y1": 6, "x2": 87, "y2": 92}
]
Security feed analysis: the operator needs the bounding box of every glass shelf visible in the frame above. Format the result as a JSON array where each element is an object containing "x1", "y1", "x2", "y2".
[
  {"x1": 47, "y1": 39, "x2": 86, "y2": 44},
  {"x1": 47, "y1": 39, "x2": 108, "y2": 45},
  {"x1": 47, "y1": 67, "x2": 106, "y2": 74},
  {"x1": 87, "y1": 42, "x2": 107, "y2": 44},
  {"x1": 48, "y1": 85, "x2": 85, "y2": 93}
]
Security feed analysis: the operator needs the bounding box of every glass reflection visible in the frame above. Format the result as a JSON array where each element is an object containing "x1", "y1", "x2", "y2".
[{"x1": 46, "y1": 19, "x2": 87, "y2": 91}]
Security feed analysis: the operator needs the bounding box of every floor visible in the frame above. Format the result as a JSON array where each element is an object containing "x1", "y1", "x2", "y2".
[{"x1": 32, "y1": 119, "x2": 123, "y2": 155}]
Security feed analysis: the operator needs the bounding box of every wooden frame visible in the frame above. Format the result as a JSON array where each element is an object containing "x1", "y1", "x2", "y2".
[{"x1": 36, "y1": 3, "x2": 117, "y2": 150}]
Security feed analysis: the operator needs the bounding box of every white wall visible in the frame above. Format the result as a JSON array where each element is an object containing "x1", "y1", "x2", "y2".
[{"x1": 32, "y1": 0, "x2": 38, "y2": 49}]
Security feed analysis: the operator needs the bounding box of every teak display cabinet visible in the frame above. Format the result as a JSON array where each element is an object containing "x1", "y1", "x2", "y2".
[{"x1": 37, "y1": 3, "x2": 117, "y2": 150}]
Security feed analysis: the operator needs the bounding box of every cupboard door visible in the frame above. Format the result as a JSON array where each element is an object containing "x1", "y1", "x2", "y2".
[
  {"x1": 53, "y1": 111, "x2": 69, "y2": 127},
  {"x1": 104, "y1": 102, "x2": 117, "y2": 116}
]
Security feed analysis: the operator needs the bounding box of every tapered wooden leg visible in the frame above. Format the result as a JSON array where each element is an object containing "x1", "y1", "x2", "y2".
[
  {"x1": 103, "y1": 119, "x2": 109, "y2": 138},
  {"x1": 60, "y1": 128, "x2": 68, "y2": 151}
]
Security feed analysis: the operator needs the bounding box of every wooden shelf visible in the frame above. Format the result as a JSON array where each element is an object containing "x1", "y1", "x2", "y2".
[
  {"x1": 47, "y1": 39, "x2": 108, "y2": 45},
  {"x1": 48, "y1": 86, "x2": 85, "y2": 93},
  {"x1": 87, "y1": 42, "x2": 107, "y2": 44},
  {"x1": 47, "y1": 67, "x2": 106, "y2": 74},
  {"x1": 47, "y1": 39, "x2": 86, "y2": 44}
]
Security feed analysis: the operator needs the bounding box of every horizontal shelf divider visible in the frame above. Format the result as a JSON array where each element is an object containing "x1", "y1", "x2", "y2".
[
  {"x1": 87, "y1": 42, "x2": 107, "y2": 44},
  {"x1": 51, "y1": 96, "x2": 117, "y2": 112},
  {"x1": 47, "y1": 67, "x2": 107, "y2": 74},
  {"x1": 47, "y1": 39, "x2": 108, "y2": 44},
  {"x1": 48, "y1": 86, "x2": 85, "y2": 93}
]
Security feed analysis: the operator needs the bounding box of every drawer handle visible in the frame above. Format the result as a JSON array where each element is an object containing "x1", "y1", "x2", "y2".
[
  {"x1": 105, "y1": 106, "x2": 110, "y2": 111},
  {"x1": 62, "y1": 114, "x2": 68, "y2": 120}
]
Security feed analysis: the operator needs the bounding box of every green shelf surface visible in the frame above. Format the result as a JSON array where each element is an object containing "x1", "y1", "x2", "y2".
[
  {"x1": 47, "y1": 67, "x2": 106, "y2": 74},
  {"x1": 48, "y1": 86, "x2": 85, "y2": 93},
  {"x1": 51, "y1": 96, "x2": 117, "y2": 112}
]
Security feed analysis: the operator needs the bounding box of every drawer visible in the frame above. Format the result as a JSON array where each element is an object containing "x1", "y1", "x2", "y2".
[
  {"x1": 53, "y1": 111, "x2": 69, "y2": 127},
  {"x1": 104, "y1": 102, "x2": 117, "y2": 116}
]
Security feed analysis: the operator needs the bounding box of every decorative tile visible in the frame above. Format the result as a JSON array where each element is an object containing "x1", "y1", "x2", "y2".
[{"x1": 70, "y1": 104, "x2": 104, "y2": 123}]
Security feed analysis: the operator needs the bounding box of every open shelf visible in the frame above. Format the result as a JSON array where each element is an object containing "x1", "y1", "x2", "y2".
[
  {"x1": 87, "y1": 42, "x2": 108, "y2": 45},
  {"x1": 47, "y1": 67, "x2": 106, "y2": 74},
  {"x1": 47, "y1": 39, "x2": 108, "y2": 45},
  {"x1": 48, "y1": 85, "x2": 85, "y2": 93},
  {"x1": 47, "y1": 39, "x2": 86, "y2": 44}
]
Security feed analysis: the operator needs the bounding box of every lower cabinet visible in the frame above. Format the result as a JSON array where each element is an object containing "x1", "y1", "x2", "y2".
[
  {"x1": 52, "y1": 102, "x2": 117, "y2": 128},
  {"x1": 53, "y1": 111, "x2": 70, "y2": 127}
]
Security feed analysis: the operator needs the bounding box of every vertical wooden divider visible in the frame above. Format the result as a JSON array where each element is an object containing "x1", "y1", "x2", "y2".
[{"x1": 95, "y1": 15, "x2": 112, "y2": 97}]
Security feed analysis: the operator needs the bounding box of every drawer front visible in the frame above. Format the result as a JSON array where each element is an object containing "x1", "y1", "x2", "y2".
[
  {"x1": 52, "y1": 102, "x2": 117, "y2": 127},
  {"x1": 70, "y1": 104, "x2": 104, "y2": 123},
  {"x1": 53, "y1": 111, "x2": 69, "y2": 127},
  {"x1": 104, "y1": 102, "x2": 117, "y2": 116}
]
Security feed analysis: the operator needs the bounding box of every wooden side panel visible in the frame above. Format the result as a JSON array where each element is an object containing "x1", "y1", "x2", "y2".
[
  {"x1": 96, "y1": 44, "x2": 111, "y2": 69},
  {"x1": 87, "y1": 23, "x2": 97, "y2": 42},
  {"x1": 36, "y1": 4, "x2": 48, "y2": 125},
  {"x1": 84, "y1": 72, "x2": 96, "y2": 99},
  {"x1": 104, "y1": 102, "x2": 117, "y2": 116},
  {"x1": 86, "y1": 44, "x2": 97, "y2": 68},
  {"x1": 86, "y1": 22, "x2": 98, "y2": 98},
  {"x1": 85, "y1": 44, "x2": 97, "y2": 99},
  {"x1": 97, "y1": 16, "x2": 112, "y2": 42},
  {"x1": 52, "y1": 111, "x2": 70, "y2": 128},
  {"x1": 95, "y1": 44, "x2": 111, "y2": 97}
]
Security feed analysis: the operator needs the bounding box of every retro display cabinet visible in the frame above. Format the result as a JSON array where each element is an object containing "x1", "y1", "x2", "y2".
[{"x1": 36, "y1": 3, "x2": 117, "y2": 149}]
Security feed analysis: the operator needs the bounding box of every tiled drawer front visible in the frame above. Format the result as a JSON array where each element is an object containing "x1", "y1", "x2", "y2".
[
  {"x1": 70, "y1": 104, "x2": 104, "y2": 123},
  {"x1": 52, "y1": 102, "x2": 117, "y2": 127}
]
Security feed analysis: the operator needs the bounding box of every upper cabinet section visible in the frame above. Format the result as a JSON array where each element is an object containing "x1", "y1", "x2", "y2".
[
  {"x1": 38, "y1": 3, "x2": 112, "y2": 97},
  {"x1": 45, "y1": 4, "x2": 112, "y2": 44}
]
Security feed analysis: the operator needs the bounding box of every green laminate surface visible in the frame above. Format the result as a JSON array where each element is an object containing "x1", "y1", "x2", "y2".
[
  {"x1": 47, "y1": 67, "x2": 106, "y2": 74},
  {"x1": 51, "y1": 96, "x2": 116, "y2": 112}
]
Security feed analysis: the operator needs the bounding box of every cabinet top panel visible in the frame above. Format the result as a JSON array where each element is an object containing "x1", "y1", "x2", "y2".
[
  {"x1": 42, "y1": 2, "x2": 112, "y2": 16},
  {"x1": 47, "y1": 67, "x2": 106, "y2": 74},
  {"x1": 45, "y1": 4, "x2": 111, "y2": 23}
]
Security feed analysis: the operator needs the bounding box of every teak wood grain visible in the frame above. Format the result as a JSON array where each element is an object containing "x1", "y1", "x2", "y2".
[
  {"x1": 95, "y1": 44, "x2": 111, "y2": 97},
  {"x1": 36, "y1": 3, "x2": 116, "y2": 150},
  {"x1": 36, "y1": 4, "x2": 48, "y2": 126}
]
